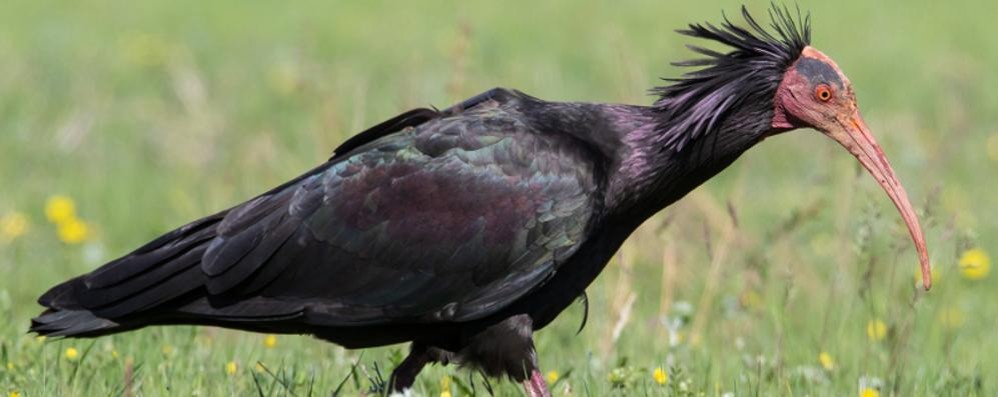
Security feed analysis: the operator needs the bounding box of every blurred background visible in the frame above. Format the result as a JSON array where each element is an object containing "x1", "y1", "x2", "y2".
[{"x1": 1, "y1": 1, "x2": 994, "y2": 395}]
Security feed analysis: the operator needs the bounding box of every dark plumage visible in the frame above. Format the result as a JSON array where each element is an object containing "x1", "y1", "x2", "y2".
[
  {"x1": 33, "y1": 5, "x2": 931, "y2": 396},
  {"x1": 652, "y1": 6, "x2": 809, "y2": 152}
]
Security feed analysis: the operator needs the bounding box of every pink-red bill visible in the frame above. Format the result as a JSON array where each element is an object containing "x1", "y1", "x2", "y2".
[{"x1": 824, "y1": 112, "x2": 932, "y2": 290}]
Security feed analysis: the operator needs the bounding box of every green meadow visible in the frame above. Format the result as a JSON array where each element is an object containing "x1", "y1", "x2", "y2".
[{"x1": 1, "y1": 1, "x2": 995, "y2": 395}]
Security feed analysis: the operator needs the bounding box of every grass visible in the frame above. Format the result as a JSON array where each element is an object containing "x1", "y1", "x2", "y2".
[{"x1": 1, "y1": 0, "x2": 996, "y2": 395}]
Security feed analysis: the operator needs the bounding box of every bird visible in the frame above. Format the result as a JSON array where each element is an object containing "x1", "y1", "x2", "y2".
[{"x1": 31, "y1": 5, "x2": 931, "y2": 397}]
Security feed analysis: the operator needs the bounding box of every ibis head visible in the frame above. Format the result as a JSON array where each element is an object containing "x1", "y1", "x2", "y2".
[
  {"x1": 772, "y1": 46, "x2": 931, "y2": 289},
  {"x1": 647, "y1": 7, "x2": 931, "y2": 289}
]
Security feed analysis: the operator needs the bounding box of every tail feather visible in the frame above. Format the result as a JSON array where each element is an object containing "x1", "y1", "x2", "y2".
[
  {"x1": 38, "y1": 275, "x2": 85, "y2": 310},
  {"x1": 31, "y1": 213, "x2": 225, "y2": 338},
  {"x1": 88, "y1": 246, "x2": 207, "y2": 318},
  {"x1": 85, "y1": 214, "x2": 221, "y2": 289},
  {"x1": 31, "y1": 309, "x2": 120, "y2": 337},
  {"x1": 78, "y1": 246, "x2": 206, "y2": 313}
]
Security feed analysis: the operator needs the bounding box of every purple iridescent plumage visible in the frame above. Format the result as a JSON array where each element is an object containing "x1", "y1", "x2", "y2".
[{"x1": 652, "y1": 6, "x2": 810, "y2": 152}]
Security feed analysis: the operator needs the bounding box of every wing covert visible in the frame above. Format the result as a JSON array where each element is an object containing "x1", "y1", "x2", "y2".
[{"x1": 197, "y1": 100, "x2": 599, "y2": 325}]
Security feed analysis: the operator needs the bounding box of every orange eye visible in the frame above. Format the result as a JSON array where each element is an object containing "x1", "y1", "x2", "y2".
[{"x1": 815, "y1": 84, "x2": 833, "y2": 102}]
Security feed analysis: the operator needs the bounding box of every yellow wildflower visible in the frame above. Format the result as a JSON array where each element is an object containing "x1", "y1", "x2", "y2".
[
  {"x1": 859, "y1": 387, "x2": 880, "y2": 397},
  {"x1": 0, "y1": 212, "x2": 29, "y2": 242},
  {"x1": 45, "y1": 195, "x2": 76, "y2": 224},
  {"x1": 57, "y1": 218, "x2": 89, "y2": 244},
  {"x1": 546, "y1": 370, "x2": 559, "y2": 384},
  {"x1": 818, "y1": 351, "x2": 835, "y2": 371},
  {"x1": 161, "y1": 345, "x2": 174, "y2": 356},
  {"x1": 112, "y1": 350, "x2": 120, "y2": 359},
  {"x1": 225, "y1": 360, "x2": 238, "y2": 375},
  {"x1": 65, "y1": 347, "x2": 79, "y2": 360},
  {"x1": 440, "y1": 375, "x2": 451, "y2": 397},
  {"x1": 866, "y1": 319, "x2": 887, "y2": 341},
  {"x1": 6, "y1": 361, "x2": 13, "y2": 371},
  {"x1": 263, "y1": 334, "x2": 277, "y2": 349},
  {"x1": 9, "y1": 391, "x2": 22, "y2": 397},
  {"x1": 652, "y1": 367, "x2": 668, "y2": 385},
  {"x1": 958, "y1": 248, "x2": 990, "y2": 280},
  {"x1": 938, "y1": 306, "x2": 965, "y2": 329}
]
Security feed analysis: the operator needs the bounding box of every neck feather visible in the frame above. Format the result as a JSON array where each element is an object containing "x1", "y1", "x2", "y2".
[{"x1": 608, "y1": 105, "x2": 773, "y2": 218}]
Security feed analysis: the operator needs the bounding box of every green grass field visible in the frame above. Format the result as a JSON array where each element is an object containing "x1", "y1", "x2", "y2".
[{"x1": 1, "y1": 1, "x2": 996, "y2": 396}]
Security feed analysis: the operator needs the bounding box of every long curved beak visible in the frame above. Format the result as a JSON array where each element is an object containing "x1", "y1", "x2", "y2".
[{"x1": 824, "y1": 112, "x2": 932, "y2": 290}]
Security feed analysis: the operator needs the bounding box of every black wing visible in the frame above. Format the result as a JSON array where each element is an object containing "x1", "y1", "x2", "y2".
[{"x1": 39, "y1": 90, "x2": 600, "y2": 332}]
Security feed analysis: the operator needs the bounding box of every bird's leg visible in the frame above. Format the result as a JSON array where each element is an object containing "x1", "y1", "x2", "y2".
[
  {"x1": 459, "y1": 314, "x2": 551, "y2": 396},
  {"x1": 388, "y1": 343, "x2": 430, "y2": 392},
  {"x1": 523, "y1": 369, "x2": 552, "y2": 397},
  {"x1": 502, "y1": 315, "x2": 551, "y2": 397}
]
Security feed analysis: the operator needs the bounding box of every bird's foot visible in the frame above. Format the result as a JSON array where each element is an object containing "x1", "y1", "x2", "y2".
[{"x1": 522, "y1": 370, "x2": 552, "y2": 397}]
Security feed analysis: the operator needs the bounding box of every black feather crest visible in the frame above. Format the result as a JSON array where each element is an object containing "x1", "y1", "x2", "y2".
[{"x1": 652, "y1": 4, "x2": 811, "y2": 152}]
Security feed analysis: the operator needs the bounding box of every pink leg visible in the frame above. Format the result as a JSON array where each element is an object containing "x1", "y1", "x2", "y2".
[{"x1": 522, "y1": 370, "x2": 552, "y2": 397}]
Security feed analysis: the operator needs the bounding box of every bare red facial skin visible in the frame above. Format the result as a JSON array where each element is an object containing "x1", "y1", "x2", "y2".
[{"x1": 772, "y1": 47, "x2": 932, "y2": 290}]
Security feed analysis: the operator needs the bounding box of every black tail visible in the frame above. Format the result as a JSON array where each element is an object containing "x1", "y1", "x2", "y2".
[{"x1": 31, "y1": 212, "x2": 225, "y2": 337}]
